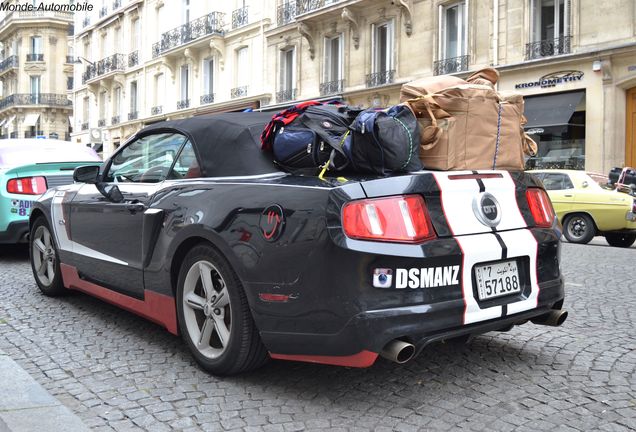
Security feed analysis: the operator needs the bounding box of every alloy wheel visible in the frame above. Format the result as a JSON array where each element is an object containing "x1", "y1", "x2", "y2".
[{"x1": 32, "y1": 225, "x2": 56, "y2": 286}]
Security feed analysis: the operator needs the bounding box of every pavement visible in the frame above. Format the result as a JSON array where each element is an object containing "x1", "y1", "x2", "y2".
[{"x1": 0, "y1": 242, "x2": 634, "y2": 431}]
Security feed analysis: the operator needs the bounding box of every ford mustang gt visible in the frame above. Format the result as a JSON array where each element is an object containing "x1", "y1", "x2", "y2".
[{"x1": 29, "y1": 113, "x2": 567, "y2": 375}]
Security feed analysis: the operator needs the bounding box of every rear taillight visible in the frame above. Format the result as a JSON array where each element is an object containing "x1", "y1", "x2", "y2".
[
  {"x1": 526, "y1": 188, "x2": 556, "y2": 228},
  {"x1": 342, "y1": 195, "x2": 436, "y2": 243},
  {"x1": 6, "y1": 176, "x2": 47, "y2": 195}
]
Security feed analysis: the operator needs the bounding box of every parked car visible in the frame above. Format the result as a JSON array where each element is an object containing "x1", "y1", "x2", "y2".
[
  {"x1": 0, "y1": 139, "x2": 100, "y2": 243},
  {"x1": 529, "y1": 169, "x2": 636, "y2": 247},
  {"x1": 29, "y1": 113, "x2": 566, "y2": 375}
]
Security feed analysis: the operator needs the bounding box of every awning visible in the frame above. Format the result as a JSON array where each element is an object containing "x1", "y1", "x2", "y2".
[
  {"x1": 23, "y1": 113, "x2": 40, "y2": 127},
  {"x1": 523, "y1": 91, "x2": 585, "y2": 129},
  {"x1": 2, "y1": 115, "x2": 15, "y2": 129}
]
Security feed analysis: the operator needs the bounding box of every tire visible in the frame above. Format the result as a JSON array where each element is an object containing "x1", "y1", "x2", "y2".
[
  {"x1": 176, "y1": 244, "x2": 268, "y2": 375},
  {"x1": 563, "y1": 213, "x2": 595, "y2": 244},
  {"x1": 29, "y1": 216, "x2": 65, "y2": 296},
  {"x1": 605, "y1": 232, "x2": 636, "y2": 248}
]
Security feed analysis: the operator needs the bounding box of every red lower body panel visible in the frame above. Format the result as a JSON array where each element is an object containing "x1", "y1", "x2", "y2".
[
  {"x1": 269, "y1": 350, "x2": 378, "y2": 368},
  {"x1": 60, "y1": 263, "x2": 178, "y2": 335}
]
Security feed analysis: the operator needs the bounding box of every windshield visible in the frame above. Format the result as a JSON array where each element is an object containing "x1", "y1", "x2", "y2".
[{"x1": 0, "y1": 141, "x2": 100, "y2": 169}]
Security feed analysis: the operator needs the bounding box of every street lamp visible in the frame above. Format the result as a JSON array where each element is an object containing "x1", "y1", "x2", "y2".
[{"x1": 75, "y1": 56, "x2": 95, "y2": 66}]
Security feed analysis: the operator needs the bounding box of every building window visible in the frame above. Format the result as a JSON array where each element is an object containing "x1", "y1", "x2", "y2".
[
  {"x1": 435, "y1": 2, "x2": 469, "y2": 75},
  {"x1": 113, "y1": 86, "x2": 121, "y2": 123},
  {"x1": 130, "y1": 81, "x2": 138, "y2": 118},
  {"x1": 131, "y1": 18, "x2": 141, "y2": 51},
  {"x1": 30, "y1": 76, "x2": 40, "y2": 103},
  {"x1": 202, "y1": 59, "x2": 214, "y2": 104},
  {"x1": 99, "y1": 91, "x2": 107, "y2": 123},
  {"x1": 180, "y1": 65, "x2": 189, "y2": 104},
  {"x1": 367, "y1": 21, "x2": 394, "y2": 87},
  {"x1": 321, "y1": 34, "x2": 343, "y2": 95},
  {"x1": 527, "y1": 0, "x2": 571, "y2": 59},
  {"x1": 232, "y1": 47, "x2": 249, "y2": 98},
  {"x1": 82, "y1": 96, "x2": 90, "y2": 127},
  {"x1": 278, "y1": 47, "x2": 295, "y2": 102},
  {"x1": 30, "y1": 36, "x2": 42, "y2": 54},
  {"x1": 154, "y1": 73, "x2": 164, "y2": 111}
]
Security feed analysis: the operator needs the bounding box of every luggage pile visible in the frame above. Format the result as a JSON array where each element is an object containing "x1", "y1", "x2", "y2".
[{"x1": 260, "y1": 67, "x2": 537, "y2": 176}]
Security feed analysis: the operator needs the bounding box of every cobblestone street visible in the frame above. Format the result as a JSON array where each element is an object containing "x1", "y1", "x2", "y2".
[{"x1": 0, "y1": 242, "x2": 634, "y2": 432}]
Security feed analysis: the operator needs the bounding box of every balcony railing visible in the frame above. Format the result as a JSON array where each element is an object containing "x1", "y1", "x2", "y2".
[
  {"x1": 111, "y1": 115, "x2": 120, "y2": 125},
  {"x1": 82, "y1": 54, "x2": 125, "y2": 83},
  {"x1": 128, "y1": 111, "x2": 138, "y2": 121},
  {"x1": 200, "y1": 94, "x2": 215, "y2": 105},
  {"x1": 26, "y1": 53, "x2": 44, "y2": 62},
  {"x1": 151, "y1": 106, "x2": 163, "y2": 115},
  {"x1": 82, "y1": 16, "x2": 90, "y2": 27},
  {"x1": 277, "y1": 88, "x2": 297, "y2": 102},
  {"x1": 525, "y1": 35, "x2": 572, "y2": 60},
  {"x1": 152, "y1": 12, "x2": 224, "y2": 58},
  {"x1": 366, "y1": 70, "x2": 395, "y2": 88},
  {"x1": 297, "y1": 0, "x2": 344, "y2": 15},
  {"x1": 128, "y1": 51, "x2": 139, "y2": 67},
  {"x1": 81, "y1": 122, "x2": 89, "y2": 130},
  {"x1": 319, "y1": 79, "x2": 344, "y2": 96},
  {"x1": 177, "y1": 99, "x2": 190, "y2": 110},
  {"x1": 99, "y1": 6, "x2": 108, "y2": 18},
  {"x1": 433, "y1": 55, "x2": 470, "y2": 76},
  {"x1": 98, "y1": 119, "x2": 106, "y2": 127},
  {"x1": 0, "y1": 93, "x2": 72, "y2": 111},
  {"x1": 112, "y1": 0, "x2": 121, "y2": 10},
  {"x1": 232, "y1": 6, "x2": 249, "y2": 29},
  {"x1": 231, "y1": 86, "x2": 248, "y2": 99},
  {"x1": 277, "y1": 2, "x2": 297, "y2": 26},
  {"x1": 0, "y1": 55, "x2": 18, "y2": 73}
]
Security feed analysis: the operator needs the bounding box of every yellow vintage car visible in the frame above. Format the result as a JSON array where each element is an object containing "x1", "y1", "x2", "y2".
[{"x1": 528, "y1": 170, "x2": 636, "y2": 247}]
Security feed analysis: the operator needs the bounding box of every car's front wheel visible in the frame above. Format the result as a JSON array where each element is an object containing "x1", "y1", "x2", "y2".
[
  {"x1": 176, "y1": 244, "x2": 268, "y2": 375},
  {"x1": 29, "y1": 216, "x2": 65, "y2": 296},
  {"x1": 563, "y1": 213, "x2": 595, "y2": 244},
  {"x1": 605, "y1": 232, "x2": 636, "y2": 248}
]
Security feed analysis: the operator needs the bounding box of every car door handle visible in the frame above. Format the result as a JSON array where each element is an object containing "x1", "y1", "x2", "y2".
[
  {"x1": 564, "y1": 194, "x2": 573, "y2": 197},
  {"x1": 126, "y1": 202, "x2": 146, "y2": 213}
]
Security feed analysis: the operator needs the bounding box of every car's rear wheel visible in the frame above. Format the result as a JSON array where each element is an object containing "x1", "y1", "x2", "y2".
[
  {"x1": 605, "y1": 232, "x2": 636, "y2": 248},
  {"x1": 563, "y1": 214, "x2": 595, "y2": 244},
  {"x1": 176, "y1": 244, "x2": 268, "y2": 375},
  {"x1": 29, "y1": 216, "x2": 65, "y2": 296}
]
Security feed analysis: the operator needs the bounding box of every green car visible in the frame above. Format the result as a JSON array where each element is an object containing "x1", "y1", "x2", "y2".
[{"x1": 0, "y1": 139, "x2": 101, "y2": 243}]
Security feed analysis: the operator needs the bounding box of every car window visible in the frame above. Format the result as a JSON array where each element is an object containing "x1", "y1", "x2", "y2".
[
  {"x1": 542, "y1": 173, "x2": 574, "y2": 190},
  {"x1": 104, "y1": 133, "x2": 187, "y2": 183},
  {"x1": 168, "y1": 141, "x2": 201, "y2": 179}
]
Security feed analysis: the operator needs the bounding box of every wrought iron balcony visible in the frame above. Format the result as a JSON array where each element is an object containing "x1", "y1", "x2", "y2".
[
  {"x1": 0, "y1": 55, "x2": 18, "y2": 73},
  {"x1": 232, "y1": 6, "x2": 248, "y2": 29},
  {"x1": 82, "y1": 54, "x2": 125, "y2": 83},
  {"x1": 152, "y1": 12, "x2": 225, "y2": 58},
  {"x1": 525, "y1": 35, "x2": 572, "y2": 60},
  {"x1": 366, "y1": 70, "x2": 395, "y2": 88},
  {"x1": 151, "y1": 106, "x2": 163, "y2": 115},
  {"x1": 177, "y1": 99, "x2": 190, "y2": 110},
  {"x1": 276, "y1": 88, "x2": 297, "y2": 102},
  {"x1": 297, "y1": 0, "x2": 345, "y2": 15},
  {"x1": 128, "y1": 111, "x2": 138, "y2": 121},
  {"x1": 433, "y1": 55, "x2": 470, "y2": 76},
  {"x1": 319, "y1": 79, "x2": 344, "y2": 96},
  {"x1": 277, "y1": 2, "x2": 297, "y2": 26},
  {"x1": 82, "y1": 16, "x2": 90, "y2": 27},
  {"x1": 26, "y1": 53, "x2": 44, "y2": 62},
  {"x1": 0, "y1": 93, "x2": 72, "y2": 111},
  {"x1": 66, "y1": 77, "x2": 74, "y2": 90},
  {"x1": 111, "y1": 115, "x2": 120, "y2": 125},
  {"x1": 200, "y1": 94, "x2": 215, "y2": 105},
  {"x1": 81, "y1": 122, "x2": 89, "y2": 131},
  {"x1": 231, "y1": 86, "x2": 248, "y2": 99},
  {"x1": 128, "y1": 51, "x2": 139, "y2": 67},
  {"x1": 98, "y1": 119, "x2": 106, "y2": 127},
  {"x1": 99, "y1": 6, "x2": 108, "y2": 18},
  {"x1": 112, "y1": 0, "x2": 121, "y2": 10}
]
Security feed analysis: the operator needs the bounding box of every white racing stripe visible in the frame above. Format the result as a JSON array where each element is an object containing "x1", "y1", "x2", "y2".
[{"x1": 498, "y1": 229, "x2": 540, "y2": 314}]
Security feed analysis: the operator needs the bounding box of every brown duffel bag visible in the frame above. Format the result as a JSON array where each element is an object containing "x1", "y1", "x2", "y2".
[{"x1": 401, "y1": 68, "x2": 537, "y2": 171}]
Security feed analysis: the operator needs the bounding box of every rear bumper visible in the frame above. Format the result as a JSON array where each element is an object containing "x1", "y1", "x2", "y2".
[
  {"x1": 0, "y1": 220, "x2": 29, "y2": 243},
  {"x1": 264, "y1": 276, "x2": 565, "y2": 365}
]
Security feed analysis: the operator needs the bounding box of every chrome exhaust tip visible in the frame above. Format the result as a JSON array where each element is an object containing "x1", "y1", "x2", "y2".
[
  {"x1": 531, "y1": 309, "x2": 568, "y2": 327},
  {"x1": 380, "y1": 340, "x2": 416, "y2": 364}
]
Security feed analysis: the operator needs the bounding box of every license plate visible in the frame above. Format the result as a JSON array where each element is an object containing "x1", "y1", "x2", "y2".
[{"x1": 475, "y1": 260, "x2": 521, "y2": 301}]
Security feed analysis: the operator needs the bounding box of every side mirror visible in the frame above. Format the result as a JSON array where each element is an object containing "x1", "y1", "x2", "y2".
[{"x1": 73, "y1": 165, "x2": 100, "y2": 184}]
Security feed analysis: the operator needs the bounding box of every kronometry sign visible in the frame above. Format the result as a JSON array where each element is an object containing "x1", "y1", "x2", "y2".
[{"x1": 515, "y1": 70, "x2": 584, "y2": 89}]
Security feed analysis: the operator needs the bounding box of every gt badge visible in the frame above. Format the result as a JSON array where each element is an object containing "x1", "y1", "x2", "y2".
[
  {"x1": 260, "y1": 204, "x2": 285, "y2": 241},
  {"x1": 473, "y1": 192, "x2": 501, "y2": 228}
]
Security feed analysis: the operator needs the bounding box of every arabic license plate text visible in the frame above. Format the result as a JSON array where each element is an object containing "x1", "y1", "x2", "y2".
[{"x1": 475, "y1": 260, "x2": 521, "y2": 301}]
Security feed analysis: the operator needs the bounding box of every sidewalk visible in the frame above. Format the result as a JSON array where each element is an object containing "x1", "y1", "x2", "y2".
[{"x1": 0, "y1": 350, "x2": 89, "y2": 432}]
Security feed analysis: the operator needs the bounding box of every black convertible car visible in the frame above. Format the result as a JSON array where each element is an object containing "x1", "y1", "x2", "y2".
[{"x1": 29, "y1": 113, "x2": 566, "y2": 375}]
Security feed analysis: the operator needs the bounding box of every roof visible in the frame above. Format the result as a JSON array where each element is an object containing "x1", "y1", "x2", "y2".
[{"x1": 140, "y1": 112, "x2": 279, "y2": 177}]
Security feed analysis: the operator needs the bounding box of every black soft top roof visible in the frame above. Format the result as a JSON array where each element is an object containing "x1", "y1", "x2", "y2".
[{"x1": 141, "y1": 112, "x2": 279, "y2": 177}]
